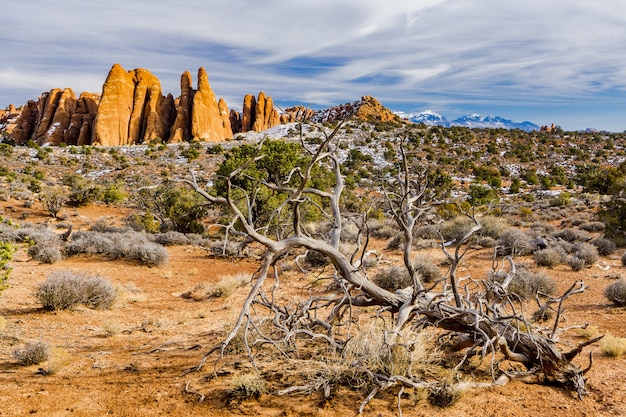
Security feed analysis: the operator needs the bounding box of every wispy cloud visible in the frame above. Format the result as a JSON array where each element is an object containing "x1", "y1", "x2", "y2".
[{"x1": 1, "y1": 0, "x2": 626, "y2": 130}]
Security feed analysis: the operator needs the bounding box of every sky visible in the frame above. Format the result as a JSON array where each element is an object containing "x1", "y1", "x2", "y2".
[{"x1": 1, "y1": 0, "x2": 626, "y2": 132}]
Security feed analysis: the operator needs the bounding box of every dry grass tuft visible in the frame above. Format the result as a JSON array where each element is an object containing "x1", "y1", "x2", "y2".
[
  {"x1": 230, "y1": 373, "x2": 268, "y2": 398},
  {"x1": 600, "y1": 333, "x2": 626, "y2": 357}
]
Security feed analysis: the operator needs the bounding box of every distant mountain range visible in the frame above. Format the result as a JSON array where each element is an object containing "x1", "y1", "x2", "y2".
[{"x1": 394, "y1": 110, "x2": 540, "y2": 132}]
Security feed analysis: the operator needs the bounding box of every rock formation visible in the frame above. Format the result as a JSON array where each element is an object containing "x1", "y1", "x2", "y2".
[
  {"x1": 241, "y1": 94, "x2": 256, "y2": 132},
  {"x1": 237, "y1": 92, "x2": 281, "y2": 133},
  {"x1": 190, "y1": 67, "x2": 232, "y2": 141},
  {"x1": 5, "y1": 64, "x2": 399, "y2": 146},
  {"x1": 92, "y1": 64, "x2": 136, "y2": 146},
  {"x1": 169, "y1": 71, "x2": 194, "y2": 143},
  {"x1": 11, "y1": 88, "x2": 98, "y2": 146},
  {"x1": 93, "y1": 65, "x2": 176, "y2": 146}
]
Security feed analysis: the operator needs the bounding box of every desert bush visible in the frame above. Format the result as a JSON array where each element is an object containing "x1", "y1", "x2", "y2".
[
  {"x1": 567, "y1": 256, "x2": 586, "y2": 271},
  {"x1": 89, "y1": 218, "x2": 125, "y2": 233},
  {"x1": 63, "y1": 231, "x2": 168, "y2": 267},
  {"x1": 127, "y1": 210, "x2": 161, "y2": 233},
  {"x1": 529, "y1": 221, "x2": 555, "y2": 236},
  {"x1": 124, "y1": 239, "x2": 169, "y2": 267},
  {"x1": 102, "y1": 182, "x2": 127, "y2": 204},
  {"x1": 570, "y1": 242, "x2": 599, "y2": 266},
  {"x1": 153, "y1": 231, "x2": 190, "y2": 246},
  {"x1": 13, "y1": 341, "x2": 49, "y2": 366},
  {"x1": 40, "y1": 185, "x2": 67, "y2": 218},
  {"x1": 478, "y1": 215, "x2": 508, "y2": 239},
  {"x1": 580, "y1": 221, "x2": 605, "y2": 232},
  {"x1": 342, "y1": 323, "x2": 440, "y2": 379},
  {"x1": 496, "y1": 228, "x2": 532, "y2": 256},
  {"x1": 598, "y1": 197, "x2": 626, "y2": 246},
  {"x1": 209, "y1": 239, "x2": 241, "y2": 257},
  {"x1": 599, "y1": 333, "x2": 626, "y2": 357},
  {"x1": 28, "y1": 243, "x2": 63, "y2": 264},
  {"x1": 373, "y1": 266, "x2": 411, "y2": 292},
  {"x1": 591, "y1": 238, "x2": 617, "y2": 256},
  {"x1": 414, "y1": 225, "x2": 440, "y2": 240},
  {"x1": 385, "y1": 234, "x2": 404, "y2": 250},
  {"x1": 413, "y1": 254, "x2": 442, "y2": 283},
  {"x1": 370, "y1": 222, "x2": 399, "y2": 240},
  {"x1": 552, "y1": 228, "x2": 592, "y2": 243},
  {"x1": 604, "y1": 278, "x2": 626, "y2": 306},
  {"x1": 491, "y1": 268, "x2": 556, "y2": 299},
  {"x1": 439, "y1": 215, "x2": 474, "y2": 243},
  {"x1": 533, "y1": 247, "x2": 565, "y2": 267},
  {"x1": 0, "y1": 222, "x2": 20, "y2": 243},
  {"x1": 36, "y1": 270, "x2": 117, "y2": 311},
  {"x1": 16, "y1": 224, "x2": 59, "y2": 245}
]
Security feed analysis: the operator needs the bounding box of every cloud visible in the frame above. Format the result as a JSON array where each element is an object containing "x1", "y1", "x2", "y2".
[{"x1": 2, "y1": 1, "x2": 626, "y2": 130}]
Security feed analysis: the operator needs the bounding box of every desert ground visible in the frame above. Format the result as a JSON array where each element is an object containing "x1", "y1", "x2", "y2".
[{"x1": 0, "y1": 195, "x2": 625, "y2": 417}]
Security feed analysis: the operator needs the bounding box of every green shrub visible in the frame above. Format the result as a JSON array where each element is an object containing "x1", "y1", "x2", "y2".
[
  {"x1": 604, "y1": 278, "x2": 626, "y2": 307},
  {"x1": 102, "y1": 183, "x2": 127, "y2": 204},
  {"x1": 0, "y1": 242, "x2": 15, "y2": 294},
  {"x1": 36, "y1": 270, "x2": 117, "y2": 311},
  {"x1": 40, "y1": 186, "x2": 67, "y2": 218}
]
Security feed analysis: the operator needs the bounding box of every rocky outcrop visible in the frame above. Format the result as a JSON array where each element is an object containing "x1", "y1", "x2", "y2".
[
  {"x1": 241, "y1": 94, "x2": 256, "y2": 132},
  {"x1": 281, "y1": 105, "x2": 315, "y2": 123},
  {"x1": 169, "y1": 71, "x2": 194, "y2": 143},
  {"x1": 6, "y1": 63, "x2": 400, "y2": 146},
  {"x1": 190, "y1": 67, "x2": 233, "y2": 142},
  {"x1": 237, "y1": 92, "x2": 280, "y2": 133},
  {"x1": 229, "y1": 109, "x2": 242, "y2": 134},
  {"x1": 11, "y1": 88, "x2": 98, "y2": 146},
  {"x1": 93, "y1": 65, "x2": 176, "y2": 146},
  {"x1": 11, "y1": 101, "x2": 39, "y2": 145},
  {"x1": 92, "y1": 64, "x2": 136, "y2": 146}
]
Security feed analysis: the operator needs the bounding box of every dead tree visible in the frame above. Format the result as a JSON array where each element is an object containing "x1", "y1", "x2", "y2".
[{"x1": 183, "y1": 123, "x2": 598, "y2": 406}]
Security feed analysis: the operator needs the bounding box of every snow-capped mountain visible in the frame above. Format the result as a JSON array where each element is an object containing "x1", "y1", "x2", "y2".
[
  {"x1": 394, "y1": 110, "x2": 450, "y2": 127},
  {"x1": 451, "y1": 114, "x2": 539, "y2": 131},
  {"x1": 394, "y1": 110, "x2": 539, "y2": 132}
]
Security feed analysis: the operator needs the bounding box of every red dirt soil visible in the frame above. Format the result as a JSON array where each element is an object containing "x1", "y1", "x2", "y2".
[{"x1": 0, "y1": 202, "x2": 625, "y2": 417}]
